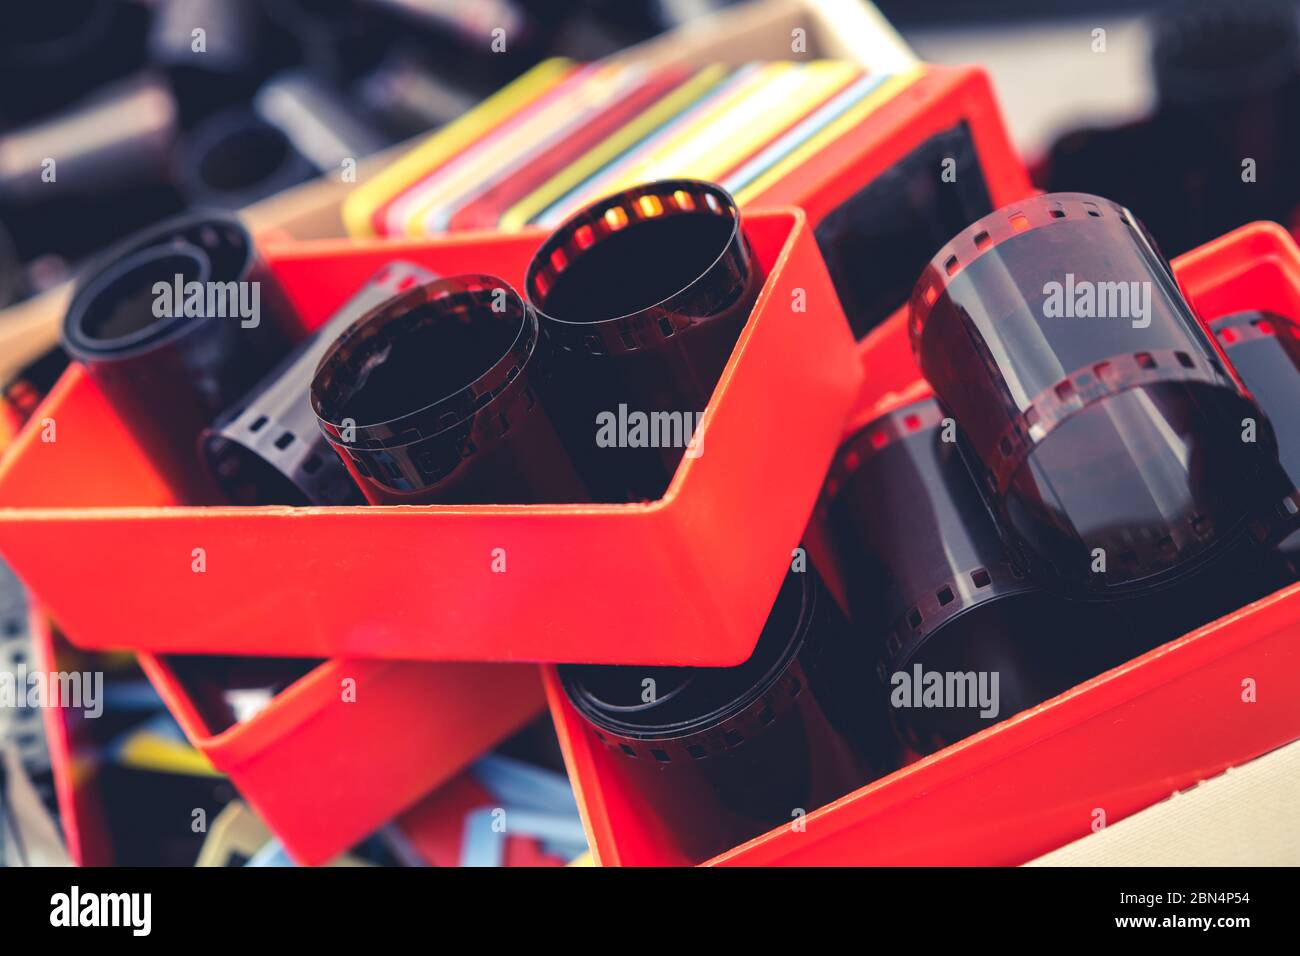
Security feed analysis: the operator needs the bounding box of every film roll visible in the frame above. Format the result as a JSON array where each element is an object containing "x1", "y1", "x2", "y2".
[
  {"x1": 177, "y1": 109, "x2": 316, "y2": 210},
  {"x1": 525, "y1": 179, "x2": 761, "y2": 502},
  {"x1": 311, "y1": 275, "x2": 587, "y2": 505},
  {"x1": 1211, "y1": 310, "x2": 1300, "y2": 575},
  {"x1": 911, "y1": 193, "x2": 1287, "y2": 603},
  {"x1": 0, "y1": 74, "x2": 179, "y2": 207},
  {"x1": 253, "y1": 70, "x2": 390, "y2": 174},
  {"x1": 201, "y1": 263, "x2": 438, "y2": 506},
  {"x1": 61, "y1": 212, "x2": 299, "y2": 503},
  {"x1": 822, "y1": 396, "x2": 1132, "y2": 753},
  {"x1": 559, "y1": 566, "x2": 886, "y2": 863}
]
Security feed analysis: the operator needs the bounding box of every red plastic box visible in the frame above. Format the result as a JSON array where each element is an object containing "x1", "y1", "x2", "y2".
[
  {"x1": 135, "y1": 654, "x2": 544, "y2": 865},
  {"x1": 27, "y1": 607, "x2": 544, "y2": 866},
  {"x1": 394, "y1": 769, "x2": 570, "y2": 867},
  {"x1": 0, "y1": 210, "x2": 860, "y2": 666},
  {"x1": 546, "y1": 221, "x2": 1300, "y2": 865},
  {"x1": 750, "y1": 65, "x2": 1029, "y2": 224}
]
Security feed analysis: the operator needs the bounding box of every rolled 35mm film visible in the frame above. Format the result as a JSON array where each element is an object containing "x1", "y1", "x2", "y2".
[
  {"x1": 1211, "y1": 311, "x2": 1300, "y2": 575},
  {"x1": 201, "y1": 262, "x2": 437, "y2": 506},
  {"x1": 525, "y1": 179, "x2": 761, "y2": 502},
  {"x1": 311, "y1": 275, "x2": 588, "y2": 505},
  {"x1": 0, "y1": 74, "x2": 179, "y2": 207},
  {"x1": 253, "y1": 70, "x2": 391, "y2": 175},
  {"x1": 148, "y1": 0, "x2": 279, "y2": 125},
  {"x1": 177, "y1": 109, "x2": 316, "y2": 210},
  {"x1": 353, "y1": 46, "x2": 481, "y2": 138},
  {"x1": 559, "y1": 567, "x2": 885, "y2": 863},
  {"x1": 61, "y1": 212, "x2": 299, "y2": 503},
  {"x1": 822, "y1": 397, "x2": 1132, "y2": 754},
  {"x1": 910, "y1": 193, "x2": 1289, "y2": 604}
]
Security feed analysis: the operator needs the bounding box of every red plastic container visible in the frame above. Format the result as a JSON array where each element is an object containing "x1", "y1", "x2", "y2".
[
  {"x1": 134, "y1": 654, "x2": 544, "y2": 865},
  {"x1": 29, "y1": 605, "x2": 545, "y2": 867},
  {"x1": 394, "y1": 770, "x2": 569, "y2": 867},
  {"x1": 747, "y1": 66, "x2": 1030, "y2": 231},
  {"x1": 0, "y1": 210, "x2": 860, "y2": 666},
  {"x1": 546, "y1": 221, "x2": 1300, "y2": 865}
]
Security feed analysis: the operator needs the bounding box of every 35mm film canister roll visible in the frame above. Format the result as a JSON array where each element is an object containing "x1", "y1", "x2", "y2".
[
  {"x1": 525, "y1": 180, "x2": 761, "y2": 502},
  {"x1": 254, "y1": 70, "x2": 391, "y2": 175},
  {"x1": 1211, "y1": 310, "x2": 1300, "y2": 574},
  {"x1": 202, "y1": 262, "x2": 437, "y2": 506},
  {"x1": 0, "y1": 74, "x2": 180, "y2": 207},
  {"x1": 353, "y1": 45, "x2": 480, "y2": 138},
  {"x1": 311, "y1": 275, "x2": 587, "y2": 505},
  {"x1": 559, "y1": 567, "x2": 885, "y2": 863},
  {"x1": 61, "y1": 212, "x2": 298, "y2": 503},
  {"x1": 178, "y1": 109, "x2": 316, "y2": 210},
  {"x1": 148, "y1": 0, "x2": 265, "y2": 117},
  {"x1": 822, "y1": 397, "x2": 1133, "y2": 753},
  {"x1": 911, "y1": 193, "x2": 1286, "y2": 600}
]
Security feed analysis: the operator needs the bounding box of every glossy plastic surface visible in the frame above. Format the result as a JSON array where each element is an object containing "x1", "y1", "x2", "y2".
[{"x1": 137, "y1": 653, "x2": 546, "y2": 866}]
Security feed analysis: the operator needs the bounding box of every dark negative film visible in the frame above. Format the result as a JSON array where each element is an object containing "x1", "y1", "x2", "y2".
[
  {"x1": 178, "y1": 109, "x2": 316, "y2": 210},
  {"x1": 822, "y1": 396, "x2": 1132, "y2": 753},
  {"x1": 559, "y1": 566, "x2": 888, "y2": 863},
  {"x1": 61, "y1": 212, "x2": 299, "y2": 503},
  {"x1": 911, "y1": 193, "x2": 1288, "y2": 610},
  {"x1": 1211, "y1": 310, "x2": 1300, "y2": 575},
  {"x1": 311, "y1": 274, "x2": 587, "y2": 506},
  {"x1": 525, "y1": 179, "x2": 762, "y2": 502},
  {"x1": 201, "y1": 262, "x2": 438, "y2": 506}
]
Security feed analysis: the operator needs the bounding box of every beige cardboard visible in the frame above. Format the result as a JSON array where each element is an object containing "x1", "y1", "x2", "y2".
[{"x1": 1028, "y1": 737, "x2": 1300, "y2": 866}]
